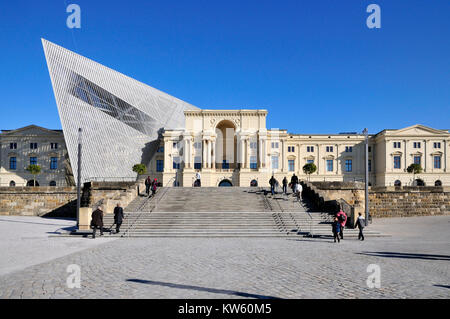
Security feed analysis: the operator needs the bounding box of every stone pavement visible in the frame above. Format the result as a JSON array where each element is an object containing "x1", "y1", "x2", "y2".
[{"x1": 0, "y1": 215, "x2": 449, "y2": 299}]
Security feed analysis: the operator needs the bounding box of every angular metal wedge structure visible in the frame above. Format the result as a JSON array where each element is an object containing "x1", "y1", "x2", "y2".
[{"x1": 42, "y1": 39, "x2": 198, "y2": 183}]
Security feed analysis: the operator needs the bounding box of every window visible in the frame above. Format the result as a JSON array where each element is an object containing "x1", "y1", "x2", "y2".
[
  {"x1": 414, "y1": 156, "x2": 421, "y2": 165},
  {"x1": 393, "y1": 156, "x2": 401, "y2": 169},
  {"x1": 9, "y1": 157, "x2": 17, "y2": 170},
  {"x1": 50, "y1": 143, "x2": 58, "y2": 150},
  {"x1": 157, "y1": 146, "x2": 164, "y2": 153},
  {"x1": 326, "y1": 160, "x2": 333, "y2": 172},
  {"x1": 435, "y1": 180, "x2": 442, "y2": 186},
  {"x1": 173, "y1": 157, "x2": 180, "y2": 169},
  {"x1": 307, "y1": 159, "x2": 314, "y2": 164},
  {"x1": 250, "y1": 156, "x2": 257, "y2": 169},
  {"x1": 326, "y1": 146, "x2": 333, "y2": 153},
  {"x1": 413, "y1": 142, "x2": 421, "y2": 149},
  {"x1": 10, "y1": 143, "x2": 17, "y2": 149},
  {"x1": 9, "y1": 181, "x2": 16, "y2": 187},
  {"x1": 394, "y1": 180, "x2": 402, "y2": 187},
  {"x1": 307, "y1": 146, "x2": 314, "y2": 152},
  {"x1": 49, "y1": 181, "x2": 56, "y2": 187},
  {"x1": 50, "y1": 157, "x2": 58, "y2": 170},
  {"x1": 30, "y1": 143, "x2": 37, "y2": 149},
  {"x1": 30, "y1": 157, "x2": 37, "y2": 165},
  {"x1": 194, "y1": 142, "x2": 202, "y2": 149},
  {"x1": 345, "y1": 146, "x2": 353, "y2": 153},
  {"x1": 271, "y1": 156, "x2": 279, "y2": 169},
  {"x1": 250, "y1": 142, "x2": 257, "y2": 149},
  {"x1": 156, "y1": 160, "x2": 164, "y2": 172},
  {"x1": 368, "y1": 159, "x2": 372, "y2": 172},
  {"x1": 222, "y1": 160, "x2": 229, "y2": 169},
  {"x1": 393, "y1": 142, "x2": 401, "y2": 149},
  {"x1": 194, "y1": 156, "x2": 202, "y2": 170},
  {"x1": 271, "y1": 142, "x2": 279, "y2": 149},
  {"x1": 288, "y1": 160, "x2": 295, "y2": 172},
  {"x1": 288, "y1": 146, "x2": 295, "y2": 152},
  {"x1": 173, "y1": 142, "x2": 179, "y2": 150},
  {"x1": 345, "y1": 159, "x2": 352, "y2": 172},
  {"x1": 434, "y1": 156, "x2": 441, "y2": 169},
  {"x1": 368, "y1": 146, "x2": 372, "y2": 153},
  {"x1": 434, "y1": 142, "x2": 441, "y2": 149}
]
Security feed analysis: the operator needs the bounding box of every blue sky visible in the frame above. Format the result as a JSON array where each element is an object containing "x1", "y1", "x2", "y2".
[{"x1": 0, "y1": 0, "x2": 449, "y2": 134}]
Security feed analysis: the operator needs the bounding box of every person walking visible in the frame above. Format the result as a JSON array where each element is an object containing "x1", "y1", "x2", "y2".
[
  {"x1": 356, "y1": 212, "x2": 365, "y2": 241},
  {"x1": 336, "y1": 208, "x2": 347, "y2": 239},
  {"x1": 195, "y1": 171, "x2": 201, "y2": 187},
  {"x1": 332, "y1": 216, "x2": 341, "y2": 243},
  {"x1": 294, "y1": 182, "x2": 303, "y2": 201},
  {"x1": 91, "y1": 205, "x2": 104, "y2": 239},
  {"x1": 151, "y1": 178, "x2": 158, "y2": 196},
  {"x1": 282, "y1": 177, "x2": 288, "y2": 194},
  {"x1": 269, "y1": 175, "x2": 276, "y2": 195},
  {"x1": 145, "y1": 176, "x2": 151, "y2": 195},
  {"x1": 290, "y1": 174, "x2": 298, "y2": 193},
  {"x1": 113, "y1": 203, "x2": 124, "y2": 234}
]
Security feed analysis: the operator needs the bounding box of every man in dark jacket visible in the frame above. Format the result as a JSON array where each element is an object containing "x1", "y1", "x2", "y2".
[
  {"x1": 290, "y1": 174, "x2": 298, "y2": 193},
  {"x1": 282, "y1": 177, "x2": 288, "y2": 194},
  {"x1": 113, "y1": 203, "x2": 124, "y2": 234},
  {"x1": 91, "y1": 205, "x2": 104, "y2": 238},
  {"x1": 269, "y1": 176, "x2": 276, "y2": 195},
  {"x1": 356, "y1": 213, "x2": 365, "y2": 241},
  {"x1": 145, "y1": 176, "x2": 151, "y2": 195},
  {"x1": 332, "y1": 217, "x2": 341, "y2": 243}
]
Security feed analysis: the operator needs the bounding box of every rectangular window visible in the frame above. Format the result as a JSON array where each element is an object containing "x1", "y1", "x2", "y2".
[
  {"x1": 345, "y1": 159, "x2": 352, "y2": 172},
  {"x1": 413, "y1": 142, "x2": 421, "y2": 149},
  {"x1": 194, "y1": 156, "x2": 202, "y2": 170},
  {"x1": 250, "y1": 142, "x2": 257, "y2": 149},
  {"x1": 326, "y1": 160, "x2": 333, "y2": 172},
  {"x1": 368, "y1": 159, "x2": 372, "y2": 172},
  {"x1": 173, "y1": 157, "x2": 180, "y2": 169},
  {"x1": 414, "y1": 156, "x2": 421, "y2": 165},
  {"x1": 345, "y1": 146, "x2": 353, "y2": 152},
  {"x1": 194, "y1": 142, "x2": 202, "y2": 149},
  {"x1": 326, "y1": 146, "x2": 333, "y2": 152},
  {"x1": 157, "y1": 146, "x2": 164, "y2": 153},
  {"x1": 368, "y1": 146, "x2": 372, "y2": 153},
  {"x1": 250, "y1": 156, "x2": 257, "y2": 169},
  {"x1": 222, "y1": 160, "x2": 229, "y2": 169},
  {"x1": 394, "y1": 156, "x2": 401, "y2": 169},
  {"x1": 271, "y1": 142, "x2": 279, "y2": 149},
  {"x1": 50, "y1": 157, "x2": 58, "y2": 170},
  {"x1": 50, "y1": 143, "x2": 58, "y2": 150},
  {"x1": 10, "y1": 143, "x2": 17, "y2": 149},
  {"x1": 288, "y1": 146, "x2": 295, "y2": 153},
  {"x1": 30, "y1": 157, "x2": 37, "y2": 165},
  {"x1": 434, "y1": 142, "x2": 441, "y2": 149},
  {"x1": 173, "y1": 142, "x2": 179, "y2": 150},
  {"x1": 434, "y1": 156, "x2": 441, "y2": 169},
  {"x1": 30, "y1": 143, "x2": 37, "y2": 149},
  {"x1": 307, "y1": 146, "x2": 314, "y2": 153},
  {"x1": 307, "y1": 159, "x2": 314, "y2": 164},
  {"x1": 393, "y1": 142, "x2": 401, "y2": 149},
  {"x1": 288, "y1": 160, "x2": 295, "y2": 172},
  {"x1": 156, "y1": 160, "x2": 164, "y2": 172},
  {"x1": 271, "y1": 156, "x2": 279, "y2": 169},
  {"x1": 9, "y1": 157, "x2": 17, "y2": 170}
]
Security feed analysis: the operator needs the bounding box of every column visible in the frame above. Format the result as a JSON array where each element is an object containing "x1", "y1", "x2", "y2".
[
  {"x1": 184, "y1": 138, "x2": 189, "y2": 169},
  {"x1": 202, "y1": 139, "x2": 207, "y2": 169},
  {"x1": 212, "y1": 140, "x2": 216, "y2": 169},
  {"x1": 258, "y1": 138, "x2": 263, "y2": 169},
  {"x1": 207, "y1": 139, "x2": 212, "y2": 169},
  {"x1": 245, "y1": 138, "x2": 250, "y2": 169},
  {"x1": 240, "y1": 137, "x2": 245, "y2": 168},
  {"x1": 281, "y1": 140, "x2": 285, "y2": 172}
]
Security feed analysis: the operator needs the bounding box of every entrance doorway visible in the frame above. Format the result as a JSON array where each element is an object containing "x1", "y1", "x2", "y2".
[{"x1": 218, "y1": 179, "x2": 233, "y2": 187}]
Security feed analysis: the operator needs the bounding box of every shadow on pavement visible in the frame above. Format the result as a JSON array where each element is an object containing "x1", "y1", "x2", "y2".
[
  {"x1": 126, "y1": 279, "x2": 281, "y2": 299},
  {"x1": 434, "y1": 285, "x2": 450, "y2": 289},
  {"x1": 357, "y1": 251, "x2": 450, "y2": 261}
]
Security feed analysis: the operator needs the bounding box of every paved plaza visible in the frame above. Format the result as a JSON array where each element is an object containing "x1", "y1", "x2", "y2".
[{"x1": 0, "y1": 215, "x2": 449, "y2": 299}]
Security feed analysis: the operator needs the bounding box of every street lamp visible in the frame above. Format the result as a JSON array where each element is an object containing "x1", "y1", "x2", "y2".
[
  {"x1": 363, "y1": 128, "x2": 369, "y2": 226},
  {"x1": 76, "y1": 128, "x2": 82, "y2": 228}
]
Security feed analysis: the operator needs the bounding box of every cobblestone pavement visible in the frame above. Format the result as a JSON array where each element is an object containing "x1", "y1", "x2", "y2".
[{"x1": 0, "y1": 216, "x2": 449, "y2": 299}]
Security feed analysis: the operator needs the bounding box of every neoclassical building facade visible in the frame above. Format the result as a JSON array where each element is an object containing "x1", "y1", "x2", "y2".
[{"x1": 147, "y1": 110, "x2": 450, "y2": 188}]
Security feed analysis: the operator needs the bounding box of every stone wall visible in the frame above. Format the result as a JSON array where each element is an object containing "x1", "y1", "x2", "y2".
[
  {"x1": 0, "y1": 187, "x2": 77, "y2": 216},
  {"x1": 369, "y1": 186, "x2": 450, "y2": 218},
  {"x1": 81, "y1": 182, "x2": 138, "y2": 214}
]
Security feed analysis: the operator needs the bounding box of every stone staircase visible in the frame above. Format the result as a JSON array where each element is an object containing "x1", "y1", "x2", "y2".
[{"x1": 101, "y1": 187, "x2": 386, "y2": 238}]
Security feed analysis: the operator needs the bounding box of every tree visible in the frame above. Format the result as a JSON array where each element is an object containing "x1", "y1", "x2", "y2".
[
  {"x1": 407, "y1": 163, "x2": 422, "y2": 185},
  {"x1": 26, "y1": 164, "x2": 41, "y2": 187},
  {"x1": 303, "y1": 163, "x2": 317, "y2": 181},
  {"x1": 132, "y1": 164, "x2": 147, "y2": 195}
]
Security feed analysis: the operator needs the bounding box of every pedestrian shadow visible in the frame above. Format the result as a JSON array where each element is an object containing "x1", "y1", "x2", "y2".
[
  {"x1": 126, "y1": 279, "x2": 281, "y2": 299},
  {"x1": 46, "y1": 225, "x2": 77, "y2": 234},
  {"x1": 357, "y1": 251, "x2": 450, "y2": 261},
  {"x1": 434, "y1": 284, "x2": 450, "y2": 289}
]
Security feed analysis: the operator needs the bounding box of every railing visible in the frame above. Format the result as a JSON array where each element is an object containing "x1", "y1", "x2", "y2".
[{"x1": 87, "y1": 177, "x2": 136, "y2": 183}]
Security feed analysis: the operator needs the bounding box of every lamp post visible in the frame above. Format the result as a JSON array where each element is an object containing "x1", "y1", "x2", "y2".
[
  {"x1": 76, "y1": 128, "x2": 82, "y2": 229},
  {"x1": 363, "y1": 128, "x2": 369, "y2": 226}
]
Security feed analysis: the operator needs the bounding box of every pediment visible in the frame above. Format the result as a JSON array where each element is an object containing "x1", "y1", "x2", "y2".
[
  {"x1": 2, "y1": 125, "x2": 61, "y2": 137},
  {"x1": 387, "y1": 125, "x2": 449, "y2": 137}
]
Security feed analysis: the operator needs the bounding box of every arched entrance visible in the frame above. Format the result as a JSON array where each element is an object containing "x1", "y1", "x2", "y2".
[
  {"x1": 414, "y1": 179, "x2": 425, "y2": 186},
  {"x1": 215, "y1": 120, "x2": 237, "y2": 169},
  {"x1": 435, "y1": 180, "x2": 442, "y2": 186},
  {"x1": 218, "y1": 179, "x2": 233, "y2": 187},
  {"x1": 250, "y1": 179, "x2": 258, "y2": 187},
  {"x1": 394, "y1": 180, "x2": 402, "y2": 187},
  {"x1": 27, "y1": 180, "x2": 39, "y2": 187}
]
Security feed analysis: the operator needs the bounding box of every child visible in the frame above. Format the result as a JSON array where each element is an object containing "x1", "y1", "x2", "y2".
[{"x1": 332, "y1": 217, "x2": 341, "y2": 243}]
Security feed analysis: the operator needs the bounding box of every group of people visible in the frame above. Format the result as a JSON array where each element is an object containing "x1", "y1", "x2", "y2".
[
  {"x1": 269, "y1": 174, "x2": 303, "y2": 199},
  {"x1": 144, "y1": 176, "x2": 158, "y2": 196},
  {"x1": 90, "y1": 203, "x2": 124, "y2": 239},
  {"x1": 331, "y1": 208, "x2": 365, "y2": 243}
]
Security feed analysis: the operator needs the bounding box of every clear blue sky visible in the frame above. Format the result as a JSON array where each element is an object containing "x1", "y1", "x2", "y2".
[{"x1": 0, "y1": 0, "x2": 449, "y2": 134}]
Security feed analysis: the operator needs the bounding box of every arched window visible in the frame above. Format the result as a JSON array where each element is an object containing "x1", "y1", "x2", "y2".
[
  {"x1": 49, "y1": 181, "x2": 57, "y2": 187},
  {"x1": 9, "y1": 181, "x2": 16, "y2": 187},
  {"x1": 218, "y1": 179, "x2": 233, "y2": 187},
  {"x1": 414, "y1": 179, "x2": 425, "y2": 187},
  {"x1": 250, "y1": 179, "x2": 258, "y2": 187},
  {"x1": 27, "y1": 180, "x2": 39, "y2": 187},
  {"x1": 435, "y1": 180, "x2": 442, "y2": 187},
  {"x1": 394, "y1": 180, "x2": 401, "y2": 187}
]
